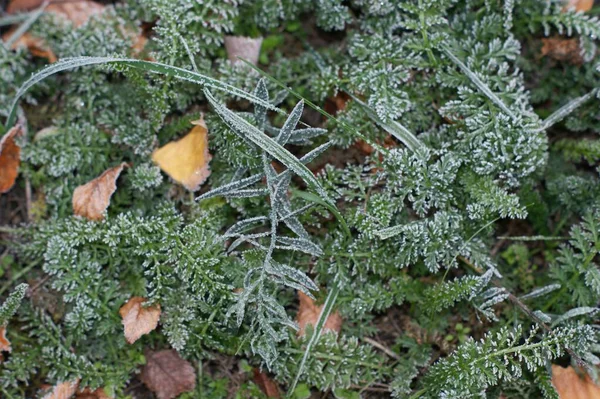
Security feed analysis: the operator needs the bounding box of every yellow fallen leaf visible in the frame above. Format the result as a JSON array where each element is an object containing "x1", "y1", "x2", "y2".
[
  {"x1": 119, "y1": 296, "x2": 161, "y2": 344},
  {"x1": 296, "y1": 291, "x2": 342, "y2": 337},
  {"x1": 41, "y1": 380, "x2": 80, "y2": 399},
  {"x1": 152, "y1": 117, "x2": 212, "y2": 192},
  {"x1": 0, "y1": 125, "x2": 23, "y2": 194},
  {"x1": 552, "y1": 365, "x2": 600, "y2": 398},
  {"x1": 72, "y1": 163, "x2": 127, "y2": 221}
]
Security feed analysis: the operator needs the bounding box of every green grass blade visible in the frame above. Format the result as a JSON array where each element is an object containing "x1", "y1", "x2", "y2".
[
  {"x1": 291, "y1": 188, "x2": 351, "y2": 239},
  {"x1": 5, "y1": 56, "x2": 283, "y2": 129},
  {"x1": 538, "y1": 88, "x2": 598, "y2": 131},
  {"x1": 0, "y1": 13, "x2": 32, "y2": 27},
  {"x1": 204, "y1": 89, "x2": 334, "y2": 206},
  {"x1": 441, "y1": 45, "x2": 518, "y2": 121},
  {"x1": 349, "y1": 94, "x2": 423, "y2": 152},
  {"x1": 288, "y1": 282, "x2": 340, "y2": 395}
]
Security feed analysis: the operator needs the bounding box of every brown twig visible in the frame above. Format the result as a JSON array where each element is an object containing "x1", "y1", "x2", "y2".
[{"x1": 362, "y1": 336, "x2": 401, "y2": 360}]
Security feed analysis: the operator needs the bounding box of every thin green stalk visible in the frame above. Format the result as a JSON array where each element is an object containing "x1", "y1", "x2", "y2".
[{"x1": 288, "y1": 282, "x2": 341, "y2": 396}]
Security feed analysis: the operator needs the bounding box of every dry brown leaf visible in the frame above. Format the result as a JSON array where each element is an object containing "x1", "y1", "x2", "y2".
[
  {"x1": 552, "y1": 365, "x2": 600, "y2": 398},
  {"x1": 151, "y1": 117, "x2": 212, "y2": 192},
  {"x1": 141, "y1": 349, "x2": 196, "y2": 399},
  {"x1": 75, "y1": 387, "x2": 113, "y2": 399},
  {"x1": 7, "y1": 0, "x2": 105, "y2": 27},
  {"x1": 0, "y1": 125, "x2": 23, "y2": 194},
  {"x1": 565, "y1": 0, "x2": 594, "y2": 12},
  {"x1": 3, "y1": 31, "x2": 58, "y2": 62},
  {"x1": 296, "y1": 291, "x2": 342, "y2": 337},
  {"x1": 224, "y1": 36, "x2": 263, "y2": 65},
  {"x1": 252, "y1": 368, "x2": 280, "y2": 398},
  {"x1": 72, "y1": 163, "x2": 127, "y2": 221},
  {"x1": 4, "y1": 0, "x2": 105, "y2": 62},
  {"x1": 5, "y1": 0, "x2": 147, "y2": 62},
  {"x1": 119, "y1": 296, "x2": 161, "y2": 344},
  {"x1": 541, "y1": 38, "x2": 584, "y2": 64},
  {"x1": 41, "y1": 380, "x2": 80, "y2": 399},
  {"x1": 0, "y1": 326, "x2": 11, "y2": 354}
]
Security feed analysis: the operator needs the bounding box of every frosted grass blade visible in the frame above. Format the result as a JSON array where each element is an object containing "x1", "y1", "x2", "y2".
[
  {"x1": 6, "y1": 56, "x2": 282, "y2": 128},
  {"x1": 441, "y1": 45, "x2": 518, "y2": 120},
  {"x1": 289, "y1": 283, "x2": 340, "y2": 394},
  {"x1": 205, "y1": 89, "x2": 333, "y2": 206}
]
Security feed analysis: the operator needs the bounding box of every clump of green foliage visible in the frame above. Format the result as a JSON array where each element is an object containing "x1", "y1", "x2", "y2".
[{"x1": 2, "y1": 0, "x2": 600, "y2": 398}]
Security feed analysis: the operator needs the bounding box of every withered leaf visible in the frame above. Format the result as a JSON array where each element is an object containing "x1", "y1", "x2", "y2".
[
  {"x1": 0, "y1": 125, "x2": 23, "y2": 194},
  {"x1": 152, "y1": 117, "x2": 212, "y2": 192},
  {"x1": 541, "y1": 38, "x2": 584, "y2": 65},
  {"x1": 552, "y1": 365, "x2": 600, "y2": 398},
  {"x1": 41, "y1": 380, "x2": 80, "y2": 399},
  {"x1": 224, "y1": 36, "x2": 263, "y2": 65},
  {"x1": 4, "y1": 0, "x2": 105, "y2": 62},
  {"x1": 141, "y1": 349, "x2": 196, "y2": 399},
  {"x1": 119, "y1": 296, "x2": 161, "y2": 344},
  {"x1": 253, "y1": 368, "x2": 280, "y2": 398},
  {"x1": 4, "y1": 32, "x2": 57, "y2": 63},
  {"x1": 0, "y1": 326, "x2": 11, "y2": 353},
  {"x1": 75, "y1": 387, "x2": 113, "y2": 399},
  {"x1": 72, "y1": 163, "x2": 127, "y2": 221},
  {"x1": 296, "y1": 291, "x2": 342, "y2": 337},
  {"x1": 7, "y1": 0, "x2": 105, "y2": 26}
]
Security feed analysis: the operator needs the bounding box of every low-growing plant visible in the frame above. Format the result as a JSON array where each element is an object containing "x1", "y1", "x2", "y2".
[{"x1": 1, "y1": 0, "x2": 600, "y2": 398}]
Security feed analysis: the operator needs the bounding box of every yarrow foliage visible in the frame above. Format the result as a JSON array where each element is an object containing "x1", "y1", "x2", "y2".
[{"x1": 1, "y1": 0, "x2": 600, "y2": 397}]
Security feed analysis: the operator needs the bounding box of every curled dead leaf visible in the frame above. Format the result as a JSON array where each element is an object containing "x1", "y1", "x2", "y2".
[
  {"x1": 41, "y1": 380, "x2": 80, "y2": 399},
  {"x1": 119, "y1": 296, "x2": 161, "y2": 344},
  {"x1": 253, "y1": 368, "x2": 280, "y2": 398},
  {"x1": 552, "y1": 365, "x2": 600, "y2": 398},
  {"x1": 541, "y1": 38, "x2": 584, "y2": 64},
  {"x1": 141, "y1": 349, "x2": 196, "y2": 399},
  {"x1": 0, "y1": 125, "x2": 23, "y2": 194},
  {"x1": 296, "y1": 291, "x2": 342, "y2": 337},
  {"x1": 72, "y1": 163, "x2": 127, "y2": 221},
  {"x1": 152, "y1": 117, "x2": 212, "y2": 192},
  {"x1": 0, "y1": 326, "x2": 11, "y2": 354}
]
